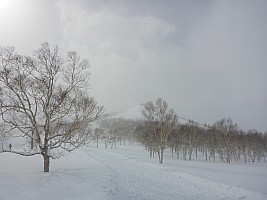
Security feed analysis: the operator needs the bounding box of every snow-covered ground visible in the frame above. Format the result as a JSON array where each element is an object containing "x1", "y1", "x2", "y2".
[{"x1": 0, "y1": 143, "x2": 266, "y2": 200}]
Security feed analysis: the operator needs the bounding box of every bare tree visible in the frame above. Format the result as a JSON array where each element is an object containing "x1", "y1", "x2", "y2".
[
  {"x1": 0, "y1": 42, "x2": 103, "y2": 172},
  {"x1": 93, "y1": 128, "x2": 103, "y2": 148},
  {"x1": 213, "y1": 118, "x2": 239, "y2": 163},
  {"x1": 141, "y1": 98, "x2": 177, "y2": 164}
]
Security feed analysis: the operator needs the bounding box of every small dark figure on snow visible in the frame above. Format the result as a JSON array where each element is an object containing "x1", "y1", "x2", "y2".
[{"x1": 9, "y1": 143, "x2": 12, "y2": 150}]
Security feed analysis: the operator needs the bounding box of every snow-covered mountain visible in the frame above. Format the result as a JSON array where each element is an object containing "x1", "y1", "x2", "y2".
[
  {"x1": 106, "y1": 105, "x2": 143, "y2": 120},
  {"x1": 106, "y1": 104, "x2": 195, "y2": 125}
]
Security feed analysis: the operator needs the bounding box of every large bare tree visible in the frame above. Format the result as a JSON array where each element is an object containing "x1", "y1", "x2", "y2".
[
  {"x1": 141, "y1": 98, "x2": 177, "y2": 163},
  {"x1": 0, "y1": 42, "x2": 103, "y2": 172}
]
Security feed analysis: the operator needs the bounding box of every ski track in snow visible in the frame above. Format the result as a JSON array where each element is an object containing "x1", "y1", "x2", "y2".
[
  {"x1": 87, "y1": 147, "x2": 266, "y2": 200},
  {"x1": 0, "y1": 144, "x2": 266, "y2": 200}
]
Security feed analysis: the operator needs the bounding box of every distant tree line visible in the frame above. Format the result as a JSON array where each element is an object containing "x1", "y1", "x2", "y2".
[
  {"x1": 164, "y1": 118, "x2": 267, "y2": 164},
  {"x1": 95, "y1": 98, "x2": 267, "y2": 165},
  {"x1": 94, "y1": 118, "x2": 140, "y2": 149}
]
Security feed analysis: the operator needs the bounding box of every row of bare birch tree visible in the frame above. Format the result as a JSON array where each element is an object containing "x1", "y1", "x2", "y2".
[
  {"x1": 166, "y1": 119, "x2": 267, "y2": 164},
  {"x1": 97, "y1": 98, "x2": 267, "y2": 164}
]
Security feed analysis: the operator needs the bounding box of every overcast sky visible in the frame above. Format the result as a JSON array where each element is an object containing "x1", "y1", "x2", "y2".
[{"x1": 0, "y1": 0, "x2": 266, "y2": 132}]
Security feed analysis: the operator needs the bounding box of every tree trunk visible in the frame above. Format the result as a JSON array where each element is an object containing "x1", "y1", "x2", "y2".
[
  {"x1": 159, "y1": 147, "x2": 164, "y2": 164},
  {"x1": 157, "y1": 150, "x2": 161, "y2": 163},
  {"x1": 43, "y1": 154, "x2": 50, "y2": 172}
]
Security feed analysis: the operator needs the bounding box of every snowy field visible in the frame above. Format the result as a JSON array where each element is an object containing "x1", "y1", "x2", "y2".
[{"x1": 0, "y1": 143, "x2": 266, "y2": 200}]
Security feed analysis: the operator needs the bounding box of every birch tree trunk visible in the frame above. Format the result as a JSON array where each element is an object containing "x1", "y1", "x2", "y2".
[{"x1": 43, "y1": 154, "x2": 50, "y2": 172}]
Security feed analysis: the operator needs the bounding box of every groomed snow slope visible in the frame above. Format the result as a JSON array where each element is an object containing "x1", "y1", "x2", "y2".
[{"x1": 0, "y1": 144, "x2": 266, "y2": 200}]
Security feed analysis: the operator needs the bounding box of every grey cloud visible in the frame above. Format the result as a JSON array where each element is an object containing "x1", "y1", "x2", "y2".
[
  {"x1": 0, "y1": 0, "x2": 266, "y2": 132},
  {"x1": 57, "y1": 0, "x2": 267, "y2": 131}
]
